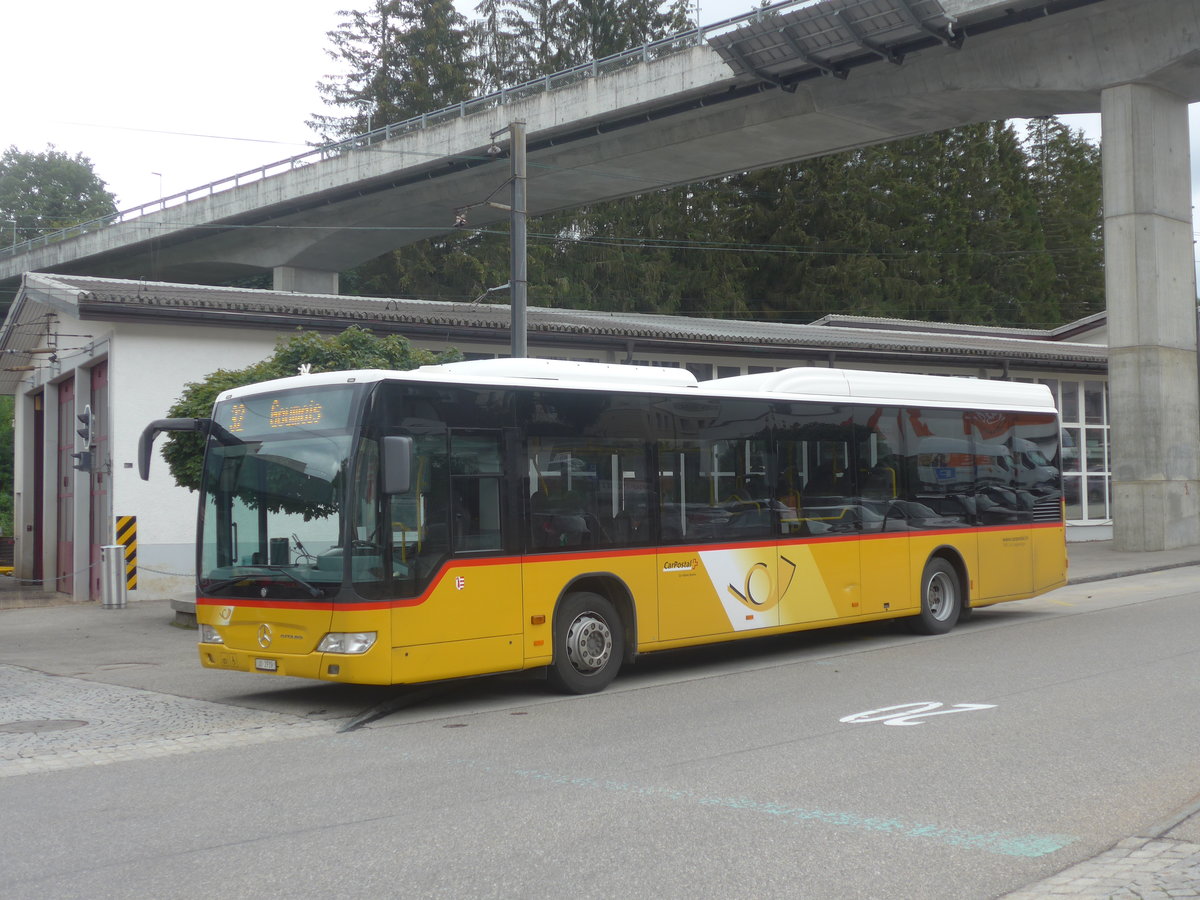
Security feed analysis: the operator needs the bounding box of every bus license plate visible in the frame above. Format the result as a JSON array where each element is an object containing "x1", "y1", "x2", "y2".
[{"x1": 254, "y1": 658, "x2": 278, "y2": 672}]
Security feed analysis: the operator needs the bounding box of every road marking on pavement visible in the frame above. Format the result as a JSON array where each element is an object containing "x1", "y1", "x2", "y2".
[
  {"x1": 839, "y1": 701, "x2": 997, "y2": 726},
  {"x1": 507, "y1": 766, "x2": 1076, "y2": 858}
]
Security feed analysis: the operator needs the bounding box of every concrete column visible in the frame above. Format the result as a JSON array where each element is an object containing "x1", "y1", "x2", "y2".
[
  {"x1": 272, "y1": 266, "x2": 339, "y2": 295},
  {"x1": 1102, "y1": 83, "x2": 1200, "y2": 551}
]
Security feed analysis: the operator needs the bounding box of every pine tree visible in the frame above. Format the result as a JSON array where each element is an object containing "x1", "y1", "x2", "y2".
[
  {"x1": 372, "y1": 0, "x2": 694, "y2": 304},
  {"x1": 471, "y1": 0, "x2": 524, "y2": 92},
  {"x1": 1024, "y1": 117, "x2": 1104, "y2": 321},
  {"x1": 314, "y1": 3, "x2": 1102, "y2": 330},
  {"x1": 397, "y1": 1, "x2": 478, "y2": 113},
  {"x1": 563, "y1": 0, "x2": 691, "y2": 62},
  {"x1": 929, "y1": 122, "x2": 1057, "y2": 326},
  {"x1": 480, "y1": 0, "x2": 691, "y2": 84},
  {"x1": 309, "y1": 0, "x2": 476, "y2": 143},
  {"x1": 499, "y1": 0, "x2": 574, "y2": 79}
]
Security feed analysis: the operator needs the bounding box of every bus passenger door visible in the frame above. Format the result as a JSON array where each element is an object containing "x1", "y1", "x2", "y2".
[
  {"x1": 971, "y1": 415, "x2": 1034, "y2": 601},
  {"x1": 448, "y1": 429, "x2": 523, "y2": 637},
  {"x1": 856, "y1": 407, "x2": 910, "y2": 616},
  {"x1": 774, "y1": 415, "x2": 862, "y2": 624},
  {"x1": 657, "y1": 437, "x2": 781, "y2": 641},
  {"x1": 393, "y1": 429, "x2": 523, "y2": 682}
]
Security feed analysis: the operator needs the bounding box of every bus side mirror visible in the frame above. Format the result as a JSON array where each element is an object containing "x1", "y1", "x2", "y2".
[
  {"x1": 381, "y1": 436, "x2": 414, "y2": 495},
  {"x1": 139, "y1": 418, "x2": 208, "y2": 481},
  {"x1": 137, "y1": 418, "x2": 241, "y2": 480}
]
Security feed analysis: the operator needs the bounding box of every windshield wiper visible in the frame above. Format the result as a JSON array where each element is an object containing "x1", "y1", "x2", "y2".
[{"x1": 203, "y1": 565, "x2": 324, "y2": 598}]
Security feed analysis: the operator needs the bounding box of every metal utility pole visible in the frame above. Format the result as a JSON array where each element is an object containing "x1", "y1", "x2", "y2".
[{"x1": 509, "y1": 121, "x2": 528, "y2": 358}]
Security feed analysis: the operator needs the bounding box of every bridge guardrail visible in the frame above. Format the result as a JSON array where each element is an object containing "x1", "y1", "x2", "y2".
[{"x1": 0, "y1": 1, "x2": 795, "y2": 263}]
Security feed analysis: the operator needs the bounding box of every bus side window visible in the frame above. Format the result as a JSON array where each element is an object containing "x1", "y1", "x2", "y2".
[
  {"x1": 902, "y1": 408, "x2": 973, "y2": 527},
  {"x1": 1013, "y1": 413, "x2": 1063, "y2": 524},
  {"x1": 450, "y1": 432, "x2": 503, "y2": 552},
  {"x1": 385, "y1": 432, "x2": 451, "y2": 590},
  {"x1": 526, "y1": 439, "x2": 649, "y2": 550},
  {"x1": 855, "y1": 406, "x2": 903, "y2": 533},
  {"x1": 774, "y1": 403, "x2": 858, "y2": 537}
]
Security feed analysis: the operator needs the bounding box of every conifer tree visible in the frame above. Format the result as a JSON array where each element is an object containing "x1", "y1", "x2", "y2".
[
  {"x1": 471, "y1": 0, "x2": 524, "y2": 93},
  {"x1": 1024, "y1": 117, "x2": 1104, "y2": 321},
  {"x1": 309, "y1": 0, "x2": 475, "y2": 143},
  {"x1": 311, "y1": 3, "x2": 1104, "y2": 330},
  {"x1": 373, "y1": 0, "x2": 693, "y2": 303}
]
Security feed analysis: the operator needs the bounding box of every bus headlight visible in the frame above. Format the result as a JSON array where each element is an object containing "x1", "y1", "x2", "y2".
[
  {"x1": 199, "y1": 624, "x2": 224, "y2": 644},
  {"x1": 317, "y1": 632, "x2": 377, "y2": 654}
]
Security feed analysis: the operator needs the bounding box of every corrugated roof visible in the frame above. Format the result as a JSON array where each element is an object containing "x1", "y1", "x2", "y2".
[
  {"x1": 710, "y1": 0, "x2": 959, "y2": 82},
  {"x1": 0, "y1": 273, "x2": 1107, "y2": 395}
]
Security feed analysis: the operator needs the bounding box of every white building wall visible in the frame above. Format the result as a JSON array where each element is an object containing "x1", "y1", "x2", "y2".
[
  {"x1": 1073, "y1": 326, "x2": 1108, "y2": 346},
  {"x1": 107, "y1": 323, "x2": 279, "y2": 599}
]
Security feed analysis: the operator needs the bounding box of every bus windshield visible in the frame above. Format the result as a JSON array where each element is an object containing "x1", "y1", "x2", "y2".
[{"x1": 198, "y1": 384, "x2": 363, "y2": 600}]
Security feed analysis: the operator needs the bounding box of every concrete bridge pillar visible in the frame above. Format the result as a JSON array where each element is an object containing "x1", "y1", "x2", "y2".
[
  {"x1": 1102, "y1": 82, "x2": 1200, "y2": 551},
  {"x1": 272, "y1": 266, "x2": 339, "y2": 295}
]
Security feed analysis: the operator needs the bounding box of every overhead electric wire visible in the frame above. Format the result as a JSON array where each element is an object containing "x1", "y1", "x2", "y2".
[{"x1": 56, "y1": 120, "x2": 311, "y2": 147}]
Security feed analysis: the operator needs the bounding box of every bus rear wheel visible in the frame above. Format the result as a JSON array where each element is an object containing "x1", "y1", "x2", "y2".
[
  {"x1": 547, "y1": 592, "x2": 624, "y2": 694},
  {"x1": 908, "y1": 557, "x2": 961, "y2": 635}
]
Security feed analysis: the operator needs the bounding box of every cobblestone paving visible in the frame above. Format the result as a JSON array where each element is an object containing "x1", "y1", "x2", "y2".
[
  {"x1": 0, "y1": 665, "x2": 339, "y2": 777},
  {"x1": 1005, "y1": 836, "x2": 1200, "y2": 898}
]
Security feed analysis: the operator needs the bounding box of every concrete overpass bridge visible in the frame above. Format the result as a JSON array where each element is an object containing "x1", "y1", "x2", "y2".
[
  {"x1": 2, "y1": 0, "x2": 1199, "y2": 552},
  {"x1": 1, "y1": 0, "x2": 1194, "y2": 294}
]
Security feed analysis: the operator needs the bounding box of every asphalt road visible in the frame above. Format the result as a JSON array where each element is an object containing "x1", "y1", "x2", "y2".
[{"x1": 2, "y1": 570, "x2": 1199, "y2": 899}]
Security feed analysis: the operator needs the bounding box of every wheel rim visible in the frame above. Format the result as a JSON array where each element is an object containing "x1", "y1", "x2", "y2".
[
  {"x1": 926, "y1": 570, "x2": 956, "y2": 622},
  {"x1": 564, "y1": 612, "x2": 613, "y2": 675}
]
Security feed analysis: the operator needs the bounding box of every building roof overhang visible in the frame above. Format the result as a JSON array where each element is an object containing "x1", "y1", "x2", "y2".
[{"x1": 0, "y1": 272, "x2": 1108, "y2": 395}]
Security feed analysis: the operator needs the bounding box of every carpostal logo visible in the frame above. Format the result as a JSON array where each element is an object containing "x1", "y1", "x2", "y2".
[
  {"x1": 662, "y1": 557, "x2": 699, "y2": 573},
  {"x1": 696, "y1": 550, "x2": 800, "y2": 622},
  {"x1": 725, "y1": 555, "x2": 797, "y2": 613}
]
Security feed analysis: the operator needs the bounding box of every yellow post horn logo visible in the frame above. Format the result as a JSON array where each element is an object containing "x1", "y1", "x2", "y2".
[{"x1": 726, "y1": 555, "x2": 797, "y2": 611}]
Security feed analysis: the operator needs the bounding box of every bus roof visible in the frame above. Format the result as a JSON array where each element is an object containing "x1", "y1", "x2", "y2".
[
  {"x1": 703, "y1": 366, "x2": 1055, "y2": 410},
  {"x1": 217, "y1": 358, "x2": 1056, "y2": 412}
]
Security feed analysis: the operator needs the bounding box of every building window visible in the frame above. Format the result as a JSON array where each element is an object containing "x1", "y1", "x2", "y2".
[{"x1": 1048, "y1": 378, "x2": 1110, "y2": 524}]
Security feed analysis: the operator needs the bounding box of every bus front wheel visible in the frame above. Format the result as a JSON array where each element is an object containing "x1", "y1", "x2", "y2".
[
  {"x1": 547, "y1": 592, "x2": 624, "y2": 694},
  {"x1": 908, "y1": 557, "x2": 961, "y2": 635}
]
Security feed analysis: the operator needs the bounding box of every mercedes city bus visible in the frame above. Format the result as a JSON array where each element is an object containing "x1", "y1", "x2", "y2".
[{"x1": 139, "y1": 358, "x2": 1066, "y2": 693}]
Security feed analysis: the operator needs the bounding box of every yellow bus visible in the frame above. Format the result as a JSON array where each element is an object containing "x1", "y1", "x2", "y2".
[{"x1": 139, "y1": 359, "x2": 1066, "y2": 694}]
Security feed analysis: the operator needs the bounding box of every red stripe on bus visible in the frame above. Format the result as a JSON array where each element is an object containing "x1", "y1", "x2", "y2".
[{"x1": 197, "y1": 520, "x2": 1064, "y2": 612}]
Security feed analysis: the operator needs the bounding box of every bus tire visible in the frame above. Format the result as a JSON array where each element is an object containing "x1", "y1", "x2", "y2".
[
  {"x1": 908, "y1": 557, "x2": 961, "y2": 635},
  {"x1": 547, "y1": 592, "x2": 624, "y2": 694}
]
